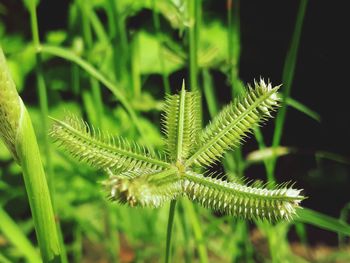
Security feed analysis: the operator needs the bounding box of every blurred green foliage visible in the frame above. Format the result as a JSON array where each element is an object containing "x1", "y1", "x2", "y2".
[{"x1": 1, "y1": 0, "x2": 350, "y2": 262}]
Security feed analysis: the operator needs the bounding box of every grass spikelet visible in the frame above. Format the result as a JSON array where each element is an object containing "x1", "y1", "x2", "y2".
[{"x1": 50, "y1": 115, "x2": 170, "y2": 173}]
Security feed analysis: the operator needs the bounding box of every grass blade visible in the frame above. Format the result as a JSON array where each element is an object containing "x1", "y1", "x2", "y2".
[
  {"x1": 297, "y1": 208, "x2": 350, "y2": 236},
  {"x1": 286, "y1": 97, "x2": 321, "y2": 122},
  {"x1": 270, "y1": 0, "x2": 308, "y2": 179},
  {"x1": 165, "y1": 200, "x2": 177, "y2": 263},
  {"x1": 0, "y1": 207, "x2": 41, "y2": 263},
  {"x1": 39, "y1": 45, "x2": 144, "y2": 137},
  {"x1": 0, "y1": 47, "x2": 63, "y2": 262}
]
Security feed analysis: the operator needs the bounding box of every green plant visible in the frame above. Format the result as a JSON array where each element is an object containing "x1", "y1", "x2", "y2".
[
  {"x1": 50, "y1": 79, "x2": 304, "y2": 221},
  {"x1": 0, "y1": 47, "x2": 65, "y2": 262}
]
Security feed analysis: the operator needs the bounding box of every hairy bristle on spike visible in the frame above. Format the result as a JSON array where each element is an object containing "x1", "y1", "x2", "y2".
[
  {"x1": 186, "y1": 79, "x2": 280, "y2": 168},
  {"x1": 183, "y1": 172, "x2": 304, "y2": 222},
  {"x1": 50, "y1": 116, "x2": 170, "y2": 173},
  {"x1": 49, "y1": 79, "x2": 305, "y2": 223},
  {"x1": 161, "y1": 90, "x2": 201, "y2": 161},
  {"x1": 105, "y1": 169, "x2": 182, "y2": 207}
]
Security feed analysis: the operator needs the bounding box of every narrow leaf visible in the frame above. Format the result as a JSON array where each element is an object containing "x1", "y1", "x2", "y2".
[
  {"x1": 297, "y1": 208, "x2": 350, "y2": 236},
  {"x1": 286, "y1": 97, "x2": 321, "y2": 122},
  {"x1": 0, "y1": 207, "x2": 41, "y2": 263}
]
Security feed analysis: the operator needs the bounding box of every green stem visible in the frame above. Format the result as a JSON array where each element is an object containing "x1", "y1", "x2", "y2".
[
  {"x1": 77, "y1": 6, "x2": 119, "y2": 254},
  {"x1": 40, "y1": 45, "x2": 145, "y2": 138},
  {"x1": 131, "y1": 34, "x2": 141, "y2": 97},
  {"x1": 165, "y1": 200, "x2": 177, "y2": 263},
  {"x1": 79, "y1": 0, "x2": 104, "y2": 127},
  {"x1": 28, "y1": 0, "x2": 54, "y2": 202},
  {"x1": 188, "y1": 0, "x2": 200, "y2": 91},
  {"x1": 27, "y1": 2, "x2": 68, "y2": 262},
  {"x1": 114, "y1": 0, "x2": 130, "y2": 91},
  {"x1": 0, "y1": 206, "x2": 41, "y2": 263},
  {"x1": 106, "y1": 0, "x2": 119, "y2": 81},
  {"x1": 270, "y1": 0, "x2": 308, "y2": 179},
  {"x1": 177, "y1": 202, "x2": 192, "y2": 263},
  {"x1": 227, "y1": 0, "x2": 243, "y2": 96},
  {"x1": 182, "y1": 199, "x2": 208, "y2": 263},
  {"x1": 152, "y1": 0, "x2": 171, "y2": 94},
  {"x1": 1, "y1": 48, "x2": 64, "y2": 262},
  {"x1": 227, "y1": 0, "x2": 244, "y2": 177},
  {"x1": 18, "y1": 109, "x2": 63, "y2": 263}
]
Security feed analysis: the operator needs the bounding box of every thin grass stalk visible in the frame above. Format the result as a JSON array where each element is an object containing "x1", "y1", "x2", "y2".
[
  {"x1": 251, "y1": 2, "x2": 308, "y2": 260},
  {"x1": 28, "y1": 0, "x2": 54, "y2": 204},
  {"x1": 131, "y1": 34, "x2": 141, "y2": 97},
  {"x1": 79, "y1": 0, "x2": 104, "y2": 127},
  {"x1": 188, "y1": 0, "x2": 200, "y2": 91},
  {"x1": 182, "y1": 199, "x2": 208, "y2": 263},
  {"x1": 227, "y1": 0, "x2": 243, "y2": 96},
  {"x1": 165, "y1": 85, "x2": 187, "y2": 262},
  {"x1": 152, "y1": 0, "x2": 171, "y2": 94},
  {"x1": 78, "y1": 4, "x2": 119, "y2": 258},
  {"x1": 114, "y1": 0, "x2": 130, "y2": 93},
  {"x1": 0, "y1": 207, "x2": 41, "y2": 263},
  {"x1": 102, "y1": 203, "x2": 118, "y2": 262},
  {"x1": 185, "y1": 3, "x2": 210, "y2": 259},
  {"x1": 269, "y1": 0, "x2": 308, "y2": 179},
  {"x1": 177, "y1": 202, "x2": 192, "y2": 263},
  {"x1": 71, "y1": 64, "x2": 80, "y2": 96},
  {"x1": 39, "y1": 45, "x2": 145, "y2": 139},
  {"x1": 0, "y1": 47, "x2": 63, "y2": 262},
  {"x1": 165, "y1": 200, "x2": 177, "y2": 263},
  {"x1": 106, "y1": 0, "x2": 119, "y2": 82},
  {"x1": 227, "y1": 0, "x2": 244, "y2": 178}
]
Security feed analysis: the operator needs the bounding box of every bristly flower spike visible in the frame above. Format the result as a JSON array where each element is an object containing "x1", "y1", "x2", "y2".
[{"x1": 50, "y1": 79, "x2": 305, "y2": 222}]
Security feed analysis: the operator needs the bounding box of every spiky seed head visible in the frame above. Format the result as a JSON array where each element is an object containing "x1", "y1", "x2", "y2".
[{"x1": 51, "y1": 79, "x2": 305, "y2": 222}]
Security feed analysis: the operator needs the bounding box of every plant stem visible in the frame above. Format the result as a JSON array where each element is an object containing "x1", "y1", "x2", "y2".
[
  {"x1": 188, "y1": 0, "x2": 200, "y2": 91},
  {"x1": 152, "y1": 0, "x2": 171, "y2": 94},
  {"x1": 182, "y1": 199, "x2": 208, "y2": 263},
  {"x1": 1, "y1": 48, "x2": 64, "y2": 262},
  {"x1": 227, "y1": 0, "x2": 243, "y2": 96},
  {"x1": 18, "y1": 109, "x2": 63, "y2": 263},
  {"x1": 79, "y1": 0, "x2": 104, "y2": 127},
  {"x1": 78, "y1": 6, "x2": 120, "y2": 256},
  {"x1": 0, "y1": 207, "x2": 41, "y2": 263},
  {"x1": 165, "y1": 200, "x2": 177, "y2": 263},
  {"x1": 269, "y1": 0, "x2": 308, "y2": 179},
  {"x1": 27, "y1": 2, "x2": 68, "y2": 262},
  {"x1": 113, "y1": 0, "x2": 130, "y2": 92},
  {"x1": 40, "y1": 45, "x2": 145, "y2": 138},
  {"x1": 227, "y1": 0, "x2": 244, "y2": 177},
  {"x1": 178, "y1": 202, "x2": 192, "y2": 263},
  {"x1": 28, "y1": 0, "x2": 54, "y2": 202}
]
